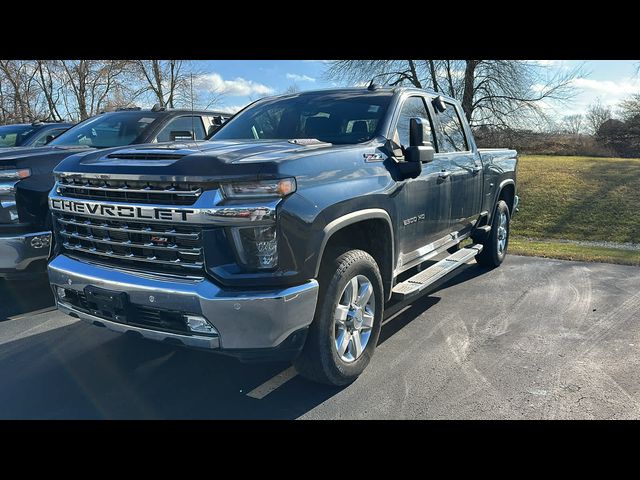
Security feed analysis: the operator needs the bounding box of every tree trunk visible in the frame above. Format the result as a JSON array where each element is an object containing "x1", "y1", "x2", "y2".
[
  {"x1": 428, "y1": 60, "x2": 438, "y2": 92},
  {"x1": 461, "y1": 60, "x2": 480, "y2": 123}
]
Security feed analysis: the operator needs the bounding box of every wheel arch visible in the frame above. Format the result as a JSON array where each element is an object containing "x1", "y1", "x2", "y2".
[{"x1": 314, "y1": 209, "x2": 395, "y2": 301}]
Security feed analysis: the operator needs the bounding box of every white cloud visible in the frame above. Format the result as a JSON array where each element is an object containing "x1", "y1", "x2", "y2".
[
  {"x1": 195, "y1": 73, "x2": 274, "y2": 97},
  {"x1": 286, "y1": 73, "x2": 316, "y2": 82},
  {"x1": 570, "y1": 77, "x2": 640, "y2": 96}
]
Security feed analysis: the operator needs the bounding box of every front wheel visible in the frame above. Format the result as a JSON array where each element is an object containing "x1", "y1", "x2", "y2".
[
  {"x1": 475, "y1": 199, "x2": 510, "y2": 268},
  {"x1": 294, "y1": 249, "x2": 384, "y2": 386}
]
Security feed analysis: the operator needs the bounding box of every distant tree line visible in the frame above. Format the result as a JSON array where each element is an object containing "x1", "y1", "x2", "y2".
[
  {"x1": 474, "y1": 96, "x2": 640, "y2": 158},
  {"x1": 0, "y1": 60, "x2": 222, "y2": 124}
]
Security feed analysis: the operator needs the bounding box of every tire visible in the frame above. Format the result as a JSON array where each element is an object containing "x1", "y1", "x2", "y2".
[
  {"x1": 294, "y1": 249, "x2": 384, "y2": 386},
  {"x1": 475, "y1": 200, "x2": 510, "y2": 268}
]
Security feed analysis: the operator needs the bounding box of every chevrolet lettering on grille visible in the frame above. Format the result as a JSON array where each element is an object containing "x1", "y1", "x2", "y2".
[{"x1": 49, "y1": 198, "x2": 196, "y2": 222}]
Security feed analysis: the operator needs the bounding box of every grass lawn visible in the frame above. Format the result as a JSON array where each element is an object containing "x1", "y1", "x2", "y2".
[{"x1": 509, "y1": 154, "x2": 640, "y2": 266}]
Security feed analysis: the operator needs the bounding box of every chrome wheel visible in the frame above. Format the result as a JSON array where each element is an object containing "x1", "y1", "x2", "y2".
[
  {"x1": 497, "y1": 211, "x2": 508, "y2": 255},
  {"x1": 334, "y1": 274, "x2": 375, "y2": 363}
]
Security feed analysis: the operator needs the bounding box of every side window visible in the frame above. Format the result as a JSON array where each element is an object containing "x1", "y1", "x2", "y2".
[
  {"x1": 436, "y1": 103, "x2": 468, "y2": 152},
  {"x1": 156, "y1": 116, "x2": 206, "y2": 142},
  {"x1": 32, "y1": 128, "x2": 66, "y2": 147},
  {"x1": 394, "y1": 96, "x2": 436, "y2": 149}
]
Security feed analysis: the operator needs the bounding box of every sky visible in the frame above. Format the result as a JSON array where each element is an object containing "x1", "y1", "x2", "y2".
[{"x1": 193, "y1": 60, "x2": 640, "y2": 120}]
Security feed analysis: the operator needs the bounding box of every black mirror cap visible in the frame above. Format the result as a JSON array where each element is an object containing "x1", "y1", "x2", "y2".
[
  {"x1": 397, "y1": 159, "x2": 422, "y2": 179},
  {"x1": 409, "y1": 117, "x2": 432, "y2": 147},
  {"x1": 407, "y1": 117, "x2": 435, "y2": 163},
  {"x1": 170, "y1": 130, "x2": 195, "y2": 141},
  {"x1": 432, "y1": 96, "x2": 447, "y2": 113}
]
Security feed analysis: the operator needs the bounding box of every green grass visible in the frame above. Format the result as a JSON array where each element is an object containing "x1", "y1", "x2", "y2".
[
  {"x1": 510, "y1": 154, "x2": 640, "y2": 265},
  {"x1": 509, "y1": 238, "x2": 640, "y2": 266}
]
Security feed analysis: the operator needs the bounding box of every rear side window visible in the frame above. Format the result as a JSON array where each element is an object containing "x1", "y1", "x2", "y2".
[
  {"x1": 156, "y1": 116, "x2": 206, "y2": 142},
  {"x1": 436, "y1": 103, "x2": 468, "y2": 152},
  {"x1": 394, "y1": 96, "x2": 436, "y2": 148}
]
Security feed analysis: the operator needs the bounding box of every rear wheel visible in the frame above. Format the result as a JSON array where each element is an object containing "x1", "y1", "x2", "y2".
[
  {"x1": 294, "y1": 249, "x2": 384, "y2": 386},
  {"x1": 475, "y1": 200, "x2": 510, "y2": 268}
]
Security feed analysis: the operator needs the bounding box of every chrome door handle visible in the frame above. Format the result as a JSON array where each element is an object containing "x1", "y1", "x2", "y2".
[{"x1": 438, "y1": 170, "x2": 451, "y2": 180}]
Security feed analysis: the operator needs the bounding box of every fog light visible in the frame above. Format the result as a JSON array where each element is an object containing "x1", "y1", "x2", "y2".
[
  {"x1": 56, "y1": 287, "x2": 67, "y2": 299},
  {"x1": 185, "y1": 315, "x2": 218, "y2": 335}
]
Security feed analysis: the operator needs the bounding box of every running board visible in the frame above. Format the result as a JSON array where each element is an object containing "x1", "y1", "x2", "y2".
[{"x1": 392, "y1": 244, "x2": 483, "y2": 299}]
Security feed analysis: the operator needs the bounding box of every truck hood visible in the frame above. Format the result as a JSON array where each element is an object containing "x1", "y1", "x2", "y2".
[{"x1": 53, "y1": 139, "x2": 371, "y2": 182}]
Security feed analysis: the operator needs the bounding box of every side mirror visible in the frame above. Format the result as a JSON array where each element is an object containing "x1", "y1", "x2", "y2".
[
  {"x1": 170, "y1": 130, "x2": 195, "y2": 141},
  {"x1": 405, "y1": 117, "x2": 435, "y2": 163}
]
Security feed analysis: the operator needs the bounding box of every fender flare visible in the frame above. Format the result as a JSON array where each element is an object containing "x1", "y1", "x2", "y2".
[{"x1": 313, "y1": 208, "x2": 395, "y2": 278}]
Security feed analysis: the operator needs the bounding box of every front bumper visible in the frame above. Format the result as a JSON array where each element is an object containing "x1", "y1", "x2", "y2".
[
  {"x1": 0, "y1": 230, "x2": 52, "y2": 276},
  {"x1": 48, "y1": 254, "x2": 319, "y2": 356}
]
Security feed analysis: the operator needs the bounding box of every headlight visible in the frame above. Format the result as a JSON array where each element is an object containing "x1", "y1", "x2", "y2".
[
  {"x1": 0, "y1": 168, "x2": 31, "y2": 180},
  {"x1": 221, "y1": 178, "x2": 296, "y2": 199},
  {"x1": 230, "y1": 225, "x2": 278, "y2": 270},
  {"x1": 0, "y1": 168, "x2": 30, "y2": 224}
]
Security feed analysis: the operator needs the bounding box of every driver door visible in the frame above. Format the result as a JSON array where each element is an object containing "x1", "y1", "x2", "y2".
[{"x1": 391, "y1": 95, "x2": 453, "y2": 271}]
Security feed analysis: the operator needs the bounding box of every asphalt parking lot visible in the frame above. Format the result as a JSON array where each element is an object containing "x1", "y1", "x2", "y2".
[{"x1": 1, "y1": 255, "x2": 639, "y2": 419}]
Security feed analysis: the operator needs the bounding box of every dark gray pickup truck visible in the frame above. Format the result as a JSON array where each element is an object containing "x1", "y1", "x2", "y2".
[{"x1": 47, "y1": 87, "x2": 518, "y2": 386}]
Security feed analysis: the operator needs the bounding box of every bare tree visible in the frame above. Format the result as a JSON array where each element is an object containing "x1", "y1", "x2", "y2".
[
  {"x1": 324, "y1": 60, "x2": 581, "y2": 129},
  {"x1": 562, "y1": 114, "x2": 583, "y2": 135},
  {"x1": 619, "y1": 93, "x2": 640, "y2": 122},
  {"x1": 131, "y1": 60, "x2": 192, "y2": 108},
  {"x1": 282, "y1": 84, "x2": 301, "y2": 94},
  {"x1": 59, "y1": 60, "x2": 129, "y2": 120},
  {"x1": 585, "y1": 98, "x2": 612, "y2": 135},
  {"x1": 0, "y1": 60, "x2": 48, "y2": 122}
]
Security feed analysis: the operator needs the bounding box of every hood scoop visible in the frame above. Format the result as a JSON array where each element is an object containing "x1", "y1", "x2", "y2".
[{"x1": 81, "y1": 149, "x2": 189, "y2": 167}]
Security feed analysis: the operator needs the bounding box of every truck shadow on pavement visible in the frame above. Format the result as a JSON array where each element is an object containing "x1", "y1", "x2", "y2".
[
  {"x1": 0, "y1": 263, "x2": 489, "y2": 419},
  {"x1": 0, "y1": 274, "x2": 55, "y2": 321}
]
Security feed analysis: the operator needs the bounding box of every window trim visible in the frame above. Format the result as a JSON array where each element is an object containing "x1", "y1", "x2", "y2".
[
  {"x1": 153, "y1": 115, "x2": 206, "y2": 143},
  {"x1": 389, "y1": 94, "x2": 439, "y2": 153},
  {"x1": 433, "y1": 101, "x2": 471, "y2": 154}
]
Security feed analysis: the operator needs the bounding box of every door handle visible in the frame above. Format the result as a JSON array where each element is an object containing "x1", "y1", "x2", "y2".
[
  {"x1": 472, "y1": 165, "x2": 482, "y2": 174},
  {"x1": 438, "y1": 170, "x2": 450, "y2": 180}
]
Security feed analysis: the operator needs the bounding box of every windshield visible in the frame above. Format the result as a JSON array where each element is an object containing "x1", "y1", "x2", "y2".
[
  {"x1": 0, "y1": 125, "x2": 36, "y2": 147},
  {"x1": 49, "y1": 111, "x2": 161, "y2": 148},
  {"x1": 213, "y1": 91, "x2": 393, "y2": 145}
]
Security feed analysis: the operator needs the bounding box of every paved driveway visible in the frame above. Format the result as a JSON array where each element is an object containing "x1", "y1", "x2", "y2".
[{"x1": 1, "y1": 255, "x2": 639, "y2": 419}]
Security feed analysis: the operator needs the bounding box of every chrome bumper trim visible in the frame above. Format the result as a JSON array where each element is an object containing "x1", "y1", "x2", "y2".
[
  {"x1": 48, "y1": 254, "x2": 320, "y2": 350},
  {"x1": 57, "y1": 301, "x2": 220, "y2": 349}
]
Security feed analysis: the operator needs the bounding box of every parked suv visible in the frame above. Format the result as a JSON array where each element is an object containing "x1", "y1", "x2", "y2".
[
  {"x1": 48, "y1": 88, "x2": 517, "y2": 385},
  {"x1": 0, "y1": 107, "x2": 230, "y2": 278}
]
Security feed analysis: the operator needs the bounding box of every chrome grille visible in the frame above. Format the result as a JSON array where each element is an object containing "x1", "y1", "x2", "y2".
[
  {"x1": 54, "y1": 212, "x2": 203, "y2": 273},
  {"x1": 56, "y1": 177, "x2": 203, "y2": 205}
]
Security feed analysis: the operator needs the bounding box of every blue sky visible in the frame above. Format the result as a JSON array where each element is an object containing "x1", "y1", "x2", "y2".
[{"x1": 193, "y1": 60, "x2": 640, "y2": 119}]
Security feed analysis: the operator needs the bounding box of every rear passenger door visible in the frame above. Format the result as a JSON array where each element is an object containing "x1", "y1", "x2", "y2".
[
  {"x1": 433, "y1": 101, "x2": 483, "y2": 235},
  {"x1": 154, "y1": 115, "x2": 207, "y2": 142}
]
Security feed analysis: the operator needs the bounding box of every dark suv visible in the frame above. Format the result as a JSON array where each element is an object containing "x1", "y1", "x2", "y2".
[
  {"x1": 0, "y1": 107, "x2": 231, "y2": 278},
  {"x1": 0, "y1": 121, "x2": 73, "y2": 149}
]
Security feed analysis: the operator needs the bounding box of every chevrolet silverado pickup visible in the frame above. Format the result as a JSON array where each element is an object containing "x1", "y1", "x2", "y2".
[
  {"x1": 47, "y1": 87, "x2": 518, "y2": 386},
  {"x1": 0, "y1": 108, "x2": 230, "y2": 278}
]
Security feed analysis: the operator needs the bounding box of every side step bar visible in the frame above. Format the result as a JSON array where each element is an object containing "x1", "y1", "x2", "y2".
[{"x1": 392, "y1": 244, "x2": 483, "y2": 299}]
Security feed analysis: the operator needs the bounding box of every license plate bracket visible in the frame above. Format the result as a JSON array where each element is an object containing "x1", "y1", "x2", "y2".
[{"x1": 83, "y1": 285, "x2": 130, "y2": 323}]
